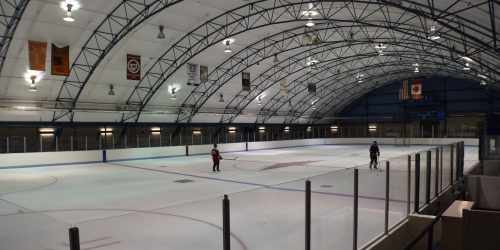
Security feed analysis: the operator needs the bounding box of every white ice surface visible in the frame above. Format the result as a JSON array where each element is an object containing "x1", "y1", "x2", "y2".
[{"x1": 0, "y1": 144, "x2": 478, "y2": 250}]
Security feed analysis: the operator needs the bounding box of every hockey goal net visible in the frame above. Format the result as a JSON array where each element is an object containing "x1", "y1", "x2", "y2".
[{"x1": 395, "y1": 137, "x2": 411, "y2": 147}]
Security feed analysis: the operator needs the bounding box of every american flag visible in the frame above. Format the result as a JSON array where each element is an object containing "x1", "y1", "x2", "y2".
[{"x1": 399, "y1": 80, "x2": 410, "y2": 100}]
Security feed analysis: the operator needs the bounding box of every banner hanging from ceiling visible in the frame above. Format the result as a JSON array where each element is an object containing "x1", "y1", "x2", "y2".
[
  {"x1": 51, "y1": 44, "x2": 69, "y2": 76},
  {"x1": 280, "y1": 78, "x2": 287, "y2": 96},
  {"x1": 242, "y1": 72, "x2": 250, "y2": 91},
  {"x1": 307, "y1": 82, "x2": 316, "y2": 93},
  {"x1": 410, "y1": 79, "x2": 423, "y2": 100},
  {"x1": 187, "y1": 63, "x2": 200, "y2": 86},
  {"x1": 28, "y1": 41, "x2": 47, "y2": 72},
  {"x1": 199, "y1": 65, "x2": 208, "y2": 82},
  {"x1": 126, "y1": 54, "x2": 141, "y2": 80}
]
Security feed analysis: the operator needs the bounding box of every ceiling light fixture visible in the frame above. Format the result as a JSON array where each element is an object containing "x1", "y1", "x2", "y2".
[
  {"x1": 257, "y1": 96, "x2": 262, "y2": 105},
  {"x1": 219, "y1": 93, "x2": 224, "y2": 103},
  {"x1": 480, "y1": 80, "x2": 487, "y2": 85},
  {"x1": 375, "y1": 43, "x2": 387, "y2": 55},
  {"x1": 273, "y1": 54, "x2": 279, "y2": 63},
  {"x1": 170, "y1": 87, "x2": 177, "y2": 100},
  {"x1": 63, "y1": 4, "x2": 74, "y2": 22},
  {"x1": 463, "y1": 62, "x2": 471, "y2": 71},
  {"x1": 288, "y1": 100, "x2": 292, "y2": 107},
  {"x1": 224, "y1": 40, "x2": 232, "y2": 53},
  {"x1": 305, "y1": 13, "x2": 315, "y2": 27},
  {"x1": 356, "y1": 73, "x2": 364, "y2": 83},
  {"x1": 28, "y1": 84, "x2": 38, "y2": 92},
  {"x1": 108, "y1": 84, "x2": 115, "y2": 96},
  {"x1": 157, "y1": 25, "x2": 166, "y2": 39}
]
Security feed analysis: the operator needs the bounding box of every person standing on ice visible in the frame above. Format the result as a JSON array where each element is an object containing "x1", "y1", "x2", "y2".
[
  {"x1": 211, "y1": 144, "x2": 222, "y2": 172},
  {"x1": 369, "y1": 141, "x2": 380, "y2": 169}
]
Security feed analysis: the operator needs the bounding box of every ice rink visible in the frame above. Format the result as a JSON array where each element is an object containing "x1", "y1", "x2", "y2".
[{"x1": 0, "y1": 144, "x2": 477, "y2": 250}]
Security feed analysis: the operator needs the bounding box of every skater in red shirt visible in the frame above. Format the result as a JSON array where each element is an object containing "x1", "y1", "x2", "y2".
[{"x1": 211, "y1": 144, "x2": 222, "y2": 172}]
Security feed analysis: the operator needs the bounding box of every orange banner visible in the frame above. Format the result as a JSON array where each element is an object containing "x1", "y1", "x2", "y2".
[
  {"x1": 51, "y1": 44, "x2": 70, "y2": 76},
  {"x1": 28, "y1": 41, "x2": 47, "y2": 71}
]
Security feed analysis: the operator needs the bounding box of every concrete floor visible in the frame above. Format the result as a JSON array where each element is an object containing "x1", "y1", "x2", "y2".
[{"x1": 0, "y1": 144, "x2": 478, "y2": 250}]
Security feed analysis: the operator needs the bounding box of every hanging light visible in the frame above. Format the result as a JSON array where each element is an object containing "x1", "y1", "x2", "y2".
[
  {"x1": 157, "y1": 25, "x2": 166, "y2": 39},
  {"x1": 463, "y1": 62, "x2": 471, "y2": 71},
  {"x1": 356, "y1": 73, "x2": 363, "y2": 83},
  {"x1": 28, "y1": 84, "x2": 38, "y2": 92},
  {"x1": 374, "y1": 43, "x2": 387, "y2": 56},
  {"x1": 108, "y1": 84, "x2": 115, "y2": 96},
  {"x1": 219, "y1": 93, "x2": 224, "y2": 103},
  {"x1": 224, "y1": 40, "x2": 232, "y2": 53},
  {"x1": 257, "y1": 96, "x2": 262, "y2": 105},
  {"x1": 312, "y1": 104, "x2": 316, "y2": 110},
  {"x1": 427, "y1": 21, "x2": 440, "y2": 40},
  {"x1": 170, "y1": 87, "x2": 177, "y2": 100},
  {"x1": 63, "y1": 4, "x2": 74, "y2": 22},
  {"x1": 414, "y1": 67, "x2": 420, "y2": 73},
  {"x1": 305, "y1": 13, "x2": 315, "y2": 27},
  {"x1": 288, "y1": 100, "x2": 292, "y2": 107},
  {"x1": 273, "y1": 54, "x2": 279, "y2": 63},
  {"x1": 480, "y1": 79, "x2": 487, "y2": 85}
]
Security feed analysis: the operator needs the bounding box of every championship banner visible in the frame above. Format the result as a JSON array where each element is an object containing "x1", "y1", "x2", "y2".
[
  {"x1": 187, "y1": 63, "x2": 200, "y2": 86},
  {"x1": 127, "y1": 54, "x2": 141, "y2": 80},
  {"x1": 200, "y1": 65, "x2": 208, "y2": 82},
  {"x1": 410, "y1": 79, "x2": 423, "y2": 100},
  {"x1": 28, "y1": 41, "x2": 47, "y2": 71},
  {"x1": 307, "y1": 82, "x2": 316, "y2": 93},
  {"x1": 242, "y1": 72, "x2": 250, "y2": 91},
  {"x1": 51, "y1": 44, "x2": 69, "y2": 76},
  {"x1": 279, "y1": 78, "x2": 287, "y2": 96}
]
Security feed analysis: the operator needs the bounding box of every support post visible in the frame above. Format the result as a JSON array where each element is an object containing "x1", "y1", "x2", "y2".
[
  {"x1": 137, "y1": 134, "x2": 139, "y2": 148},
  {"x1": 85, "y1": 136, "x2": 87, "y2": 151},
  {"x1": 56, "y1": 136, "x2": 59, "y2": 151},
  {"x1": 40, "y1": 136, "x2": 43, "y2": 152},
  {"x1": 6, "y1": 136, "x2": 9, "y2": 153},
  {"x1": 24, "y1": 136, "x2": 26, "y2": 153},
  {"x1": 455, "y1": 143, "x2": 460, "y2": 181},
  {"x1": 353, "y1": 168, "x2": 359, "y2": 250},
  {"x1": 426, "y1": 150, "x2": 431, "y2": 204},
  {"x1": 70, "y1": 136, "x2": 73, "y2": 151},
  {"x1": 407, "y1": 155, "x2": 411, "y2": 215},
  {"x1": 149, "y1": 134, "x2": 151, "y2": 147},
  {"x1": 450, "y1": 144, "x2": 454, "y2": 184},
  {"x1": 69, "y1": 227, "x2": 80, "y2": 250},
  {"x1": 385, "y1": 161, "x2": 390, "y2": 234},
  {"x1": 223, "y1": 195, "x2": 230, "y2": 250},
  {"x1": 169, "y1": 133, "x2": 172, "y2": 146},
  {"x1": 435, "y1": 148, "x2": 440, "y2": 198},
  {"x1": 305, "y1": 179, "x2": 311, "y2": 250},
  {"x1": 440, "y1": 146, "x2": 443, "y2": 192},
  {"x1": 414, "y1": 153, "x2": 420, "y2": 213}
]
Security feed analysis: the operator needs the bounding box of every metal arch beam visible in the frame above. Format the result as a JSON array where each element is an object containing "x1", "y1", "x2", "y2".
[
  {"x1": 214, "y1": 27, "x2": 493, "y2": 126},
  {"x1": 52, "y1": 0, "x2": 184, "y2": 122},
  {"x1": 174, "y1": 17, "x2": 499, "y2": 124},
  {"x1": 0, "y1": 0, "x2": 30, "y2": 75},
  {"x1": 220, "y1": 42, "x2": 453, "y2": 125},
  {"x1": 176, "y1": 18, "x2": 445, "y2": 124},
  {"x1": 120, "y1": 0, "x2": 498, "y2": 123}
]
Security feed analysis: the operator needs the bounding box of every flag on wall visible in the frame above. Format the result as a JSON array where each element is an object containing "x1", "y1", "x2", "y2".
[
  {"x1": 399, "y1": 79, "x2": 410, "y2": 100},
  {"x1": 28, "y1": 41, "x2": 47, "y2": 71},
  {"x1": 187, "y1": 63, "x2": 200, "y2": 86},
  {"x1": 200, "y1": 65, "x2": 208, "y2": 82},
  {"x1": 242, "y1": 72, "x2": 250, "y2": 91},
  {"x1": 410, "y1": 79, "x2": 423, "y2": 100},
  {"x1": 126, "y1": 54, "x2": 141, "y2": 80},
  {"x1": 279, "y1": 78, "x2": 287, "y2": 96},
  {"x1": 51, "y1": 44, "x2": 69, "y2": 76},
  {"x1": 307, "y1": 82, "x2": 316, "y2": 93}
]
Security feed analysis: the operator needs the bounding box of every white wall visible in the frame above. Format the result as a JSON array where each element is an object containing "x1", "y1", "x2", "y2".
[
  {"x1": 106, "y1": 146, "x2": 185, "y2": 161},
  {"x1": 248, "y1": 139, "x2": 325, "y2": 150},
  {"x1": 325, "y1": 138, "x2": 478, "y2": 146},
  {"x1": 0, "y1": 150, "x2": 101, "y2": 168}
]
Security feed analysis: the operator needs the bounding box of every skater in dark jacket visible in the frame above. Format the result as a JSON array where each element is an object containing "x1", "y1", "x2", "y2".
[
  {"x1": 369, "y1": 141, "x2": 380, "y2": 169},
  {"x1": 211, "y1": 144, "x2": 222, "y2": 171}
]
